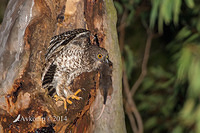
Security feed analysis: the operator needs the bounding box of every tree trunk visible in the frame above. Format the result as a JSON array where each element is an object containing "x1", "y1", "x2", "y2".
[{"x1": 0, "y1": 0, "x2": 126, "y2": 132}]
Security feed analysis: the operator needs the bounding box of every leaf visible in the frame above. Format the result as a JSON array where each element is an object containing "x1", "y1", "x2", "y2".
[
  {"x1": 172, "y1": 126, "x2": 183, "y2": 133},
  {"x1": 184, "y1": 33, "x2": 199, "y2": 43},
  {"x1": 144, "y1": 117, "x2": 157, "y2": 130},
  {"x1": 142, "y1": 77, "x2": 154, "y2": 90},
  {"x1": 156, "y1": 77, "x2": 175, "y2": 89},
  {"x1": 150, "y1": 0, "x2": 160, "y2": 29},
  {"x1": 137, "y1": 101, "x2": 151, "y2": 110},
  {"x1": 124, "y1": 45, "x2": 135, "y2": 78},
  {"x1": 175, "y1": 27, "x2": 192, "y2": 41},
  {"x1": 177, "y1": 46, "x2": 192, "y2": 81},
  {"x1": 124, "y1": 3, "x2": 134, "y2": 11},
  {"x1": 160, "y1": 0, "x2": 173, "y2": 24},
  {"x1": 177, "y1": 44, "x2": 200, "y2": 97},
  {"x1": 180, "y1": 99, "x2": 195, "y2": 125},
  {"x1": 185, "y1": 0, "x2": 195, "y2": 8},
  {"x1": 173, "y1": 0, "x2": 181, "y2": 25},
  {"x1": 188, "y1": 56, "x2": 200, "y2": 97},
  {"x1": 126, "y1": 10, "x2": 134, "y2": 25},
  {"x1": 114, "y1": 1, "x2": 123, "y2": 15}
]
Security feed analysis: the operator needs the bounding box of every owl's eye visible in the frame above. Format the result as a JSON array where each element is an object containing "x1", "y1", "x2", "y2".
[{"x1": 97, "y1": 54, "x2": 102, "y2": 59}]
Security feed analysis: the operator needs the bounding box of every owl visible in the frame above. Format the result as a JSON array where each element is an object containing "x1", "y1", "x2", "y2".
[{"x1": 42, "y1": 29, "x2": 112, "y2": 110}]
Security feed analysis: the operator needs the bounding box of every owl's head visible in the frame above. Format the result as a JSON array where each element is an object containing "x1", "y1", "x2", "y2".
[{"x1": 89, "y1": 46, "x2": 112, "y2": 68}]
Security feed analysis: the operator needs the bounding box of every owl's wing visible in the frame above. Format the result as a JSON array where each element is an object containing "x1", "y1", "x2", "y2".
[
  {"x1": 42, "y1": 29, "x2": 91, "y2": 96},
  {"x1": 42, "y1": 62, "x2": 57, "y2": 96},
  {"x1": 45, "y1": 29, "x2": 90, "y2": 60}
]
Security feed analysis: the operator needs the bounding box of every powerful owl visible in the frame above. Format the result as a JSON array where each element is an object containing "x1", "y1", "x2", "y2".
[{"x1": 42, "y1": 29, "x2": 112, "y2": 110}]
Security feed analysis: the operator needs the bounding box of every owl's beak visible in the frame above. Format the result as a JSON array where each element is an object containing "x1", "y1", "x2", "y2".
[{"x1": 105, "y1": 56, "x2": 113, "y2": 67}]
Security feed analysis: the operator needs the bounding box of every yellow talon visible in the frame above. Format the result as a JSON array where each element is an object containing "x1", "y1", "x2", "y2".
[
  {"x1": 53, "y1": 89, "x2": 83, "y2": 110},
  {"x1": 68, "y1": 95, "x2": 80, "y2": 100},
  {"x1": 66, "y1": 89, "x2": 82, "y2": 101},
  {"x1": 66, "y1": 99, "x2": 73, "y2": 104},
  {"x1": 53, "y1": 95, "x2": 68, "y2": 110},
  {"x1": 60, "y1": 97, "x2": 67, "y2": 110},
  {"x1": 74, "y1": 89, "x2": 82, "y2": 96},
  {"x1": 54, "y1": 94, "x2": 60, "y2": 101}
]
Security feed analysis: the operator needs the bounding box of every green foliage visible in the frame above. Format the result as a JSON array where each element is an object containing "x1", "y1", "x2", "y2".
[
  {"x1": 115, "y1": 0, "x2": 200, "y2": 132},
  {"x1": 114, "y1": 0, "x2": 135, "y2": 26},
  {"x1": 177, "y1": 45, "x2": 192, "y2": 82},
  {"x1": 185, "y1": 0, "x2": 195, "y2": 8},
  {"x1": 124, "y1": 45, "x2": 136, "y2": 78},
  {"x1": 177, "y1": 45, "x2": 200, "y2": 96},
  {"x1": 136, "y1": 66, "x2": 177, "y2": 132},
  {"x1": 150, "y1": 0, "x2": 195, "y2": 33}
]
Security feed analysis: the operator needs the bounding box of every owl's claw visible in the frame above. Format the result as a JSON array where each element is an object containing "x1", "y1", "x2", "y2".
[
  {"x1": 53, "y1": 95, "x2": 68, "y2": 110},
  {"x1": 61, "y1": 97, "x2": 68, "y2": 110},
  {"x1": 53, "y1": 94, "x2": 60, "y2": 101},
  {"x1": 53, "y1": 88, "x2": 84, "y2": 110},
  {"x1": 66, "y1": 88, "x2": 83, "y2": 104},
  {"x1": 74, "y1": 88, "x2": 82, "y2": 96}
]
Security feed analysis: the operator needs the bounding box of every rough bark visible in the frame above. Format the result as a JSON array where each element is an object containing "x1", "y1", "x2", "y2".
[{"x1": 0, "y1": 0, "x2": 126, "y2": 132}]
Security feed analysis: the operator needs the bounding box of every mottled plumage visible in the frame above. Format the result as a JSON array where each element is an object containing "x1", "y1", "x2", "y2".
[{"x1": 42, "y1": 29, "x2": 111, "y2": 107}]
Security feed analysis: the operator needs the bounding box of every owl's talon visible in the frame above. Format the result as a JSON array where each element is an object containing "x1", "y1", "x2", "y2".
[
  {"x1": 81, "y1": 88, "x2": 86, "y2": 91},
  {"x1": 53, "y1": 94, "x2": 60, "y2": 102},
  {"x1": 74, "y1": 89, "x2": 82, "y2": 95},
  {"x1": 61, "y1": 97, "x2": 67, "y2": 110},
  {"x1": 67, "y1": 95, "x2": 81, "y2": 101},
  {"x1": 52, "y1": 95, "x2": 68, "y2": 110},
  {"x1": 65, "y1": 88, "x2": 83, "y2": 105},
  {"x1": 53, "y1": 89, "x2": 83, "y2": 110},
  {"x1": 66, "y1": 99, "x2": 73, "y2": 104}
]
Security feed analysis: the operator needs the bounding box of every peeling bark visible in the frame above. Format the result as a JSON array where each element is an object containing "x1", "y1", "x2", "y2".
[{"x1": 0, "y1": 0, "x2": 126, "y2": 132}]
